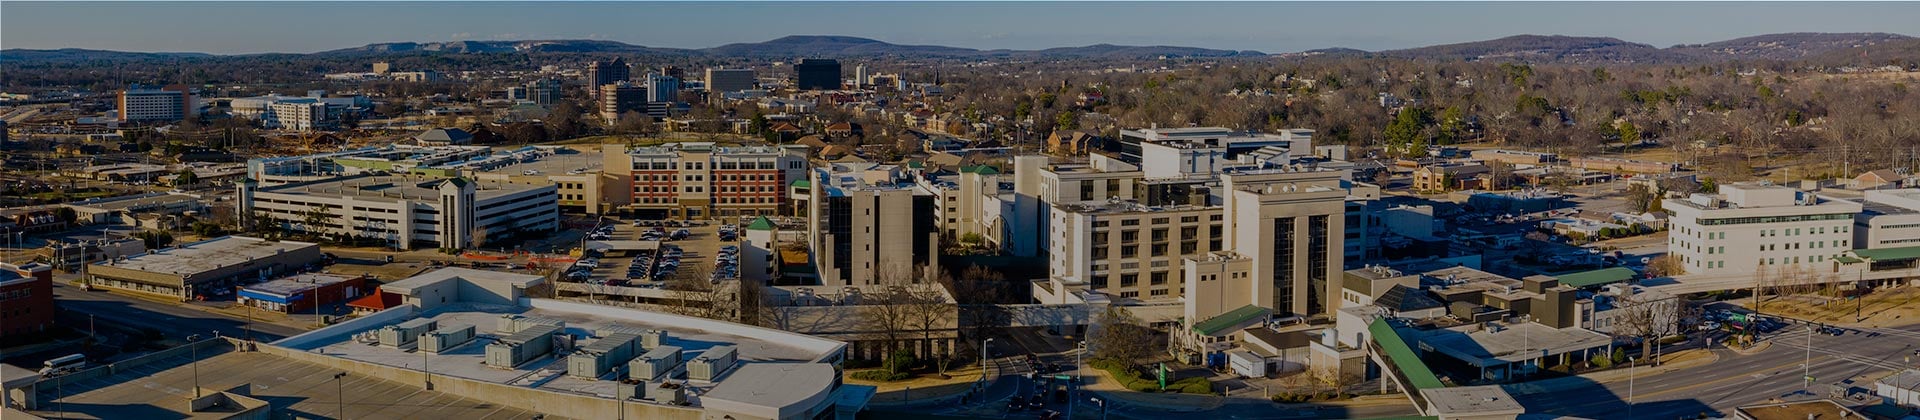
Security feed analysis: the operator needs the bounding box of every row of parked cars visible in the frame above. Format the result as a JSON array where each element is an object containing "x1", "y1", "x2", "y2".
[
  {"x1": 712, "y1": 245, "x2": 740, "y2": 281},
  {"x1": 718, "y1": 224, "x2": 740, "y2": 242},
  {"x1": 640, "y1": 227, "x2": 691, "y2": 242},
  {"x1": 629, "y1": 245, "x2": 684, "y2": 282}
]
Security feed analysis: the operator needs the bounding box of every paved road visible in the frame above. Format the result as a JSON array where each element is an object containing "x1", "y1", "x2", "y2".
[{"x1": 1511, "y1": 321, "x2": 1920, "y2": 418}]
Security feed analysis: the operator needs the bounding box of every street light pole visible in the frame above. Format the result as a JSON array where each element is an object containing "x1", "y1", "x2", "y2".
[
  {"x1": 977, "y1": 337, "x2": 996, "y2": 392},
  {"x1": 1077, "y1": 341, "x2": 1088, "y2": 383},
  {"x1": 1628, "y1": 356, "x2": 1637, "y2": 420},
  {"x1": 1805, "y1": 323, "x2": 1814, "y2": 389},
  {"x1": 334, "y1": 372, "x2": 348, "y2": 419},
  {"x1": 187, "y1": 334, "x2": 202, "y2": 397}
]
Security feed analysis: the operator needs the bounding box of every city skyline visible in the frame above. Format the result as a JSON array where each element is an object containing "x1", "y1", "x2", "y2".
[{"x1": 3, "y1": 1, "x2": 1917, "y2": 55}]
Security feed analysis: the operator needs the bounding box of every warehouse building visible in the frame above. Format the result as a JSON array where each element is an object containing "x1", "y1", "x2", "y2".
[{"x1": 85, "y1": 236, "x2": 322, "y2": 300}]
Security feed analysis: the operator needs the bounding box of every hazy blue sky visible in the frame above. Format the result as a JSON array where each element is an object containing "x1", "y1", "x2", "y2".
[{"x1": 4, "y1": 2, "x2": 1916, "y2": 54}]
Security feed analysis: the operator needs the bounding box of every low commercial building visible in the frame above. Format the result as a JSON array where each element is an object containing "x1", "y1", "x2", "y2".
[
  {"x1": 0, "y1": 263, "x2": 55, "y2": 343},
  {"x1": 85, "y1": 236, "x2": 322, "y2": 300},
  {"x1": 1875, "y1": 368, "x2": 1920, "y2": 407},
  {"x1": 237, "y1": 273, "x2": 369, "y2": 314},
  {"x1": 239, "y1": 174, "x2": 559, "y2": 250},
  {"x1": 64, "y1": 192, "x2": 207, "y2": 225}
]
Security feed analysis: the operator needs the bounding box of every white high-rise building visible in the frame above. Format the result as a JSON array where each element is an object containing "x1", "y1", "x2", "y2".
[
  {"x1": 1663, "y1": 183, "x2": 1861, "y2": 276},
  {"x1": 117, "y1": 85, "x2": 192, "y2": 123}
]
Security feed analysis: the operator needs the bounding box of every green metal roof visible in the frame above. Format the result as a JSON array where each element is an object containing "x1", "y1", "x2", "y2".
[
  {"x1": 789, "y1": 179, "x2": 811, "y2": 188},
  {"x1": 745, "y1": 216, "x2": 776, "y2": 231},
  {"x1": 1552, "y1": 267, "x2": 1638, "y2": 288},
  {"x1": 1190, "y1": 305, "x2": 1269, "y2": 336},
  {"x1": 960, "y1": 164, "x2": 1000, "y2": 175},
  {"x1": 1851, "y1": 245, "x2": 1920, "y2": 262},
  {"x1": 1368, "y1": 318, "x2": 1446, "y2": 391},
  {"x1": 1835, "y1": 255, "x2": 1864, "y2": 264}
]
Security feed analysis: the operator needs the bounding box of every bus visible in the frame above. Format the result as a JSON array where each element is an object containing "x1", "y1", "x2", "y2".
[{"x1": 40, "y1": 354, "x2": 86, "y2": 377}]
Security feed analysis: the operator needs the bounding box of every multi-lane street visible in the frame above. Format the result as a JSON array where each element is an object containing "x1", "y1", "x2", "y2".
[{"x1": 1511, "y1": 321, "x2": 1920, "y2": 418}]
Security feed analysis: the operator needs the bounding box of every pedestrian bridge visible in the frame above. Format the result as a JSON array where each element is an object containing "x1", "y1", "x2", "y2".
[{"x1": 1365, "y1": 317, "x2": 1525, "y2": 417}]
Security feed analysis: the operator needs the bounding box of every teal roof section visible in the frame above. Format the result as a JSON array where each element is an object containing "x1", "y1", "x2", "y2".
[
  {"x1": 1851, "y1": 246, "x2": 1920, "y2": 262},
  {"x1": 1369, "y1": 317, "x2": 1446, "y2": 391},
  {"x1": 1190, "y1": 305, "x2": 1269, "y2": 336},
  {"x1": 1553, "y1": 267, "x2": 1638, "y2": 288},
  {"x1": 789, "y1": 179, "x2": 811, "y2": 188}
]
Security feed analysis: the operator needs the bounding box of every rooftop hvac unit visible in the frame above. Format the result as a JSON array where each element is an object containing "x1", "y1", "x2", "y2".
[
  {"x1": 646, "y1": 382, "x2": 687, "y2": 405},
  {"x1": 379, "y1": 318, "x2": 438, "y2": 348},
  {"x1": 595, "y1": 326, "x2": 668, "y2": 348},
  {"x1": 567, "y1": 333, "x2": 644, "y2": 379},
  {"x1": 687, "y1": 345, "x2": 738, "y2": 382},
  {"x1": 628, "y1": 345, "x2": 685, "y2": 382},
  {"x1": 484, "y1": 324, "x2": 561, "y2": 369},
  {"x1": 420, "y1": 324, "x2": 476, "y2": 353},
  {"x1": 497, "y1": 314, "x2": 566, "y2": 334}
]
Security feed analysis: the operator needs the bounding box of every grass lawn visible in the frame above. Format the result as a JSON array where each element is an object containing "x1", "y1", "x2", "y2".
[{"x1": 1091, "y1": 359, "x2": 1213, "y2": 394}]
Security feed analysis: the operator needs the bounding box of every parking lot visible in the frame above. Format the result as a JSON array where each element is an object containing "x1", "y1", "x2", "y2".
[{"x1": 559, "y1": 217, "x2": 752, "y2": 288}]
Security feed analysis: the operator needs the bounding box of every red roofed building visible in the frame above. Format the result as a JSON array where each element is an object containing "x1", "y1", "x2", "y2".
[{"x1": 346, "y1": 291, "x2": 403, "y2": 315}]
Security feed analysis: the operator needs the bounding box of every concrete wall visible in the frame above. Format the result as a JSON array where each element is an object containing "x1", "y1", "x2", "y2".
[
  {"x1": 528, "y1": 299, "x2": 846, "y2": 363},
  {"x1": 46, "y1": 337, "x2": 234, "y2": 385},
  {"x1": 274, "y1": 304, "x2": 420, "y2": 350},
  {"x1": 256, "y1": 343, "x2": 703, "y2": 420}
]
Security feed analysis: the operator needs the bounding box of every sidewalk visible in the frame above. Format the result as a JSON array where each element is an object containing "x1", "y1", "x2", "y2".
[{"x1": 1503, "y1": 347, "x2": 1720, "y2": 396}]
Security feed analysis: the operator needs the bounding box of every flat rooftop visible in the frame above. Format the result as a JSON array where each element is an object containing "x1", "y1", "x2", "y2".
[
  {"x1": 258, "y1": 174, "x2": 548, "y2": 203},
  {"x1": 1419, "y1": 385, "x2": 1525, "y2": 416},
  {"x1": 241, "y1": 273, "x2": 358, "y2": 297},
  {"x1": 94, "y1": 236, "x2": 317, "y2": 276},
  {"x1": 286, "y1": 301, "x2": 837, "y2": 402},
  {"x1": 36, "y1": 344, "x2": 536, "y2": 420},
  {"x1": 1416, "y1": 321, "x2": 1612, "y2": 367},
  {"x1": 480, "y1": 148, "x2": 603, "y2": 175},
  {"x1": 66, "y1": 192, "x2": 201, "y2": 211}
]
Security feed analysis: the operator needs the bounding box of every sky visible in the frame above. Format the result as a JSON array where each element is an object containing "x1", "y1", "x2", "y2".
[{"x1": 3, "y1": 2, "x2": 1917, "y2": 55}]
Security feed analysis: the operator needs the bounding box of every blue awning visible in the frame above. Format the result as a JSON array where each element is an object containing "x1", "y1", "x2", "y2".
[{"x1": 238, "y1": 289, "x2": 300, "y2": 304}]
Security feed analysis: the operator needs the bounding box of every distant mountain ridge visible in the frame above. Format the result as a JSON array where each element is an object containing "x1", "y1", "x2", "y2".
[
  {"x1": 0, "y1": 48, "x2": 213, "y2": 62},
  {"x1": 1374, "y1": 35, "x2": 1685, "y2": 64},
  {"x1": 1669, "y1": 32, "x2": 1914, "y2": 60},
  {"x1": 4, "y1": 33, "x2": 1913, "y2": 64}
]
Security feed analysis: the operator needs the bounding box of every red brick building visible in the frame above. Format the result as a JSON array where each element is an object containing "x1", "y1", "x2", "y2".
[{"x1": 0, "y1": 262, "x2": 56, "y2": 343}]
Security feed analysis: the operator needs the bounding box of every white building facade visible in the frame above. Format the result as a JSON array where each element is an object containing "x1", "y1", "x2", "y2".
[{"x1": 1663, "y1": 184, "x2": 1861, "y2": 277}]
